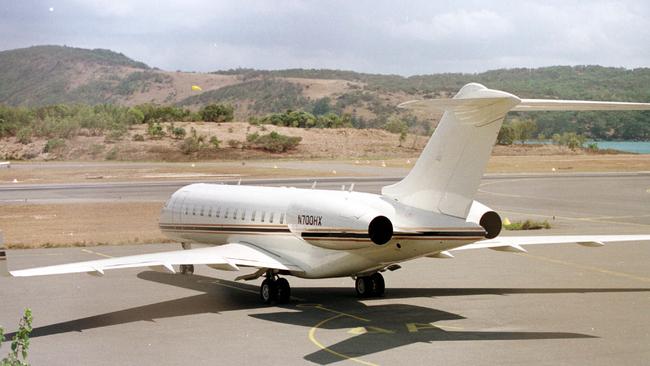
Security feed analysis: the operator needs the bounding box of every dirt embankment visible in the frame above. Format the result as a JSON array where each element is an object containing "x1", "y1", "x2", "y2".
[
  {"x1": 0, "y1": 122, "x2": 428, "y2": 162},
  {"x1": 0, "y1": 122, "x2": 623, "y2": 162}
]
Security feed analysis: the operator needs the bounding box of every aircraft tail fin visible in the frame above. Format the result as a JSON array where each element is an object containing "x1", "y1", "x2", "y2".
[{"x1": 382, "y1": 83, "x2": 650, "y2": 218}]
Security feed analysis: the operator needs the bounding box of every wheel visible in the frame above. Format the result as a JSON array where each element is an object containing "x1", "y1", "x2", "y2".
[
  {"x1": 260, "y1": 279, "x2": 277, "y2": 304},
  {"x1": 355, "y1": 276, "x2": 372, "y2": 298},
  {"x1": 276, "y1": 278, "x2": 291, "y2": 304},
  {"x1": 180, "y1": 264, "x2": 194, "y2": 275},
  {"x1": 369, "y1": 272, "x2": 385, "y2": 297}
]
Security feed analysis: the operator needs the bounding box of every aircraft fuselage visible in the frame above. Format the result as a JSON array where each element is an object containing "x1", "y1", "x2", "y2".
[{"x1": 159, "y1": 183, "x2": 486, "y2": 278}]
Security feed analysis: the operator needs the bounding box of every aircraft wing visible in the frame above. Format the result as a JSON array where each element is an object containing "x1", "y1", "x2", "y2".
[
  {"x1": 452, "y1": 235, "x2": 650, "y2": 253},
  {"x1": 4, "y1": 243, "x2": 303, "y2": 277}
]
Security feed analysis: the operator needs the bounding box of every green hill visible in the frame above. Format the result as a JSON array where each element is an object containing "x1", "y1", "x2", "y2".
[
  {"x1": 0, "y1": 45, "x2": 156, "y2": 106},
  {"x1": 0, "y1": 45, "x2": 649, "y2": 139}
]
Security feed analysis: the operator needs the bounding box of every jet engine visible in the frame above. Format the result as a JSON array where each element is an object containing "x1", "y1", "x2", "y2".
[
  {"x1": 287, "y1": 197, "x2": 394, "y2": 250},
  {"x1": 466, "y1": 200, "x2": 502, "y2": 239}
]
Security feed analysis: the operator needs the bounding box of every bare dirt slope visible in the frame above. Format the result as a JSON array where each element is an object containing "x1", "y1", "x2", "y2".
[{"x1": 0, "y1": 122, "x2": 428, "y2": 161}]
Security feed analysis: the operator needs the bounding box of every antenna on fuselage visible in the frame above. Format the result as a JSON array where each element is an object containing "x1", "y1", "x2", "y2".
[
  {"x1": 311, "y1": 181, "x2": 317, "y2": 189},
  {"x1": 341, "y1": 184, "x2": 345, "y2": 191},
  {"x1": 348, "y1": 183, "x2": 355, "y2": 192},
  {"x1": 237, "y1": 179, "x2": 241, "y2": 185}
]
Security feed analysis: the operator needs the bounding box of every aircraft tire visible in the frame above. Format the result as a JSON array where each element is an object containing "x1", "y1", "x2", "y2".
[
  {"x1": 180, "y1": 264, "x2": 194, "y2": 275},
  {"x1": 260, "y1": 279, "x2": 277, "y2": 304},
  {"x1": 355, "y1": 276, "x2": 373, "y2": 298},
  {"x1": 370, "y1": 272, "x2": 385, "y2": 296},
  {"x1": 276, "y1": 278, "x2": 291, "y2": 304}
]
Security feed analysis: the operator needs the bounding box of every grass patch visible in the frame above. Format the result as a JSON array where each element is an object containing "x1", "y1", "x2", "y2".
[{"x1": 504, "y1": 219, "x2": 551, "y2": 231}]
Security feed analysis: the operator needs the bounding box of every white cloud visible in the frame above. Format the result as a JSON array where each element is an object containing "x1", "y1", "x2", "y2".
[
  {"x1": 391, "y1": 9, "x2": 513, "y2": 43},
  {"x1": 2, "y1": 0, "x2": 649, "y2": 74}
]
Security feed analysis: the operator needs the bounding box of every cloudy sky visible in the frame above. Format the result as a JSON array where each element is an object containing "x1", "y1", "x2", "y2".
[{"x1": 1, "y1": 0, "x2": 649, "y2": 75}]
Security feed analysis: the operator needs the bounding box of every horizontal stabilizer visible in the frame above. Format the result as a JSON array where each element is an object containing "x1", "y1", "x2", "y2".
[
  {"x1": 400, "y1": 97, "x2": 650, "y2": 113},
  {"x1": 513, "y1": 99, "x2": 650, "y2": 112}
]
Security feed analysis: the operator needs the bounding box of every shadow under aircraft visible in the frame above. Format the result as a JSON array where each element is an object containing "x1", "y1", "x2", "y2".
[{"x1": 5, "y1": 272, "x2": 649, "y2": 364}]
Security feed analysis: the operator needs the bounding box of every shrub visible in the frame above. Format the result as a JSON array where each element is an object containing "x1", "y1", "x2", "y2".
[
  {"x1": 126, "y1": 107, "x2": 145, "y2": 124},
  {"x1": 132, "y1": 134, "x2": 145, "y2": 141},
  {"x1": 89, "y1": 144, "x2": 105, "y2": 158},
  {"x1": 146, "y1": 122, "x2": 165, "y2": 139},
  {"x1": 504, "y1": 219, "x2": 551, "y2": 230},
  {"x1": 209, "y1": 136, "x2": 221, "y2": 148},
  {"x1": 16, "y1": 127, "x2": 32, "y2": 144},
  {"x1": 43, "y1": 138, "x2": 66, "y2": 153},
  {"x1": 383, "y1": 116, "x2": 407, "y2": 134},
  {"x1": 246, "y1": 131, "x2": 301, "y2": 152},
  {"x1": 199, "y1": 104, "x2": 234, "y2": 122},
  {"x1": 180, "y1": 136, "x2": 201, "y2": 154},
  {"x1": 171, "y1": 127, "x2": 186, "y2": 139},
  {"x1": 105, "y1": 128, "x2": 126, "y2": 142},
  {"x1": 1, "y1": 308, "x2": 33, "y2": 365},
  {"x1": 586, "y1": 142, "x2": 599, "y2": 152},
  {"x1": 227, "y1": 139, "x2": 241, "y2": 148},
  {"x1": 246, "y1": 132, "x2": 259, "y2": 143},
  {"x1": 105, "y1": 147, "x2": 118, "y2": 160}
]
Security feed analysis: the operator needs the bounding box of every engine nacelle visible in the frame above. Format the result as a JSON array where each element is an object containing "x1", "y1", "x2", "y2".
[
  {"x1": 368, "y1": 216, "x2": 394, "y2": 245},
  {"x1": 288, "y1": 197, "x2": 394, "y2": 250},
  {"x1": 466, "y1": 200, "x2": 502, "y2": 239}
]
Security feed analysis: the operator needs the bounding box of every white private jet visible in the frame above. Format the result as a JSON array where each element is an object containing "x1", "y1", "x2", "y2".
[{"x1": 2, "y1": 83, "x2": 650, "y2": 304}]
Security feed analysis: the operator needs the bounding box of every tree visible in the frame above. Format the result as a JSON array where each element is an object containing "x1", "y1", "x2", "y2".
[
  {"x1": 497, "y1": 125, "x2": 516, "y2": 145},
  {"x1": 311, "y1": 97, "x2": 331, "y2": 116},
  {"x1": 399, "y1": 131, "x2": 407, "y2": 147},
  {"x1": 199, "y1": 104, "x2": 234, "y2": 122},
  {"x1": 383, "y1": 116, "x2": 408, "y2": 134},
  {"x1": 510, "y1": 118, "x2": 537, "y2": 144}
]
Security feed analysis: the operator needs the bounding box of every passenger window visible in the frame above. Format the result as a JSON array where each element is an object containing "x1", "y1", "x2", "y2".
[
  {"x1": 192, "y1": 206, "x2": 196, "y2": 216},
  {"x1": 200, "y1": 206, "x2": 204, "y2": 216},
  {"x1": 280, "y1": 212, "x2": 285, "y2": 224},
  {"x1": 208, "y1": 207, "x2": 212, "y2": 217},
  {"x1": 224, "y1": 208, "x2": 229, "y2": 219},
  {"x1": 184, "y1": 206, "x2": 188, "y2": 215},
  {"x1": 242, "y1": 209, "x2": 247, "y2": 221},
  {"x1": 216, "y1": 207, "x2": 221, "y2": 218},
  {"x1": 261, "y1": 211, "x2": 266, "y2": 223},
  {"x1": 233, "y1": 208, "x2": 239, "y2": 220},
  {"x1": 251, "y1": 210, "x2": 256, "y2": 222},
  {"x1": 269, "y1": 212, "x2": 274, "y2": 223}
]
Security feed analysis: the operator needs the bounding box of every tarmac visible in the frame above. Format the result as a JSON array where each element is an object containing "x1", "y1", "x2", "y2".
[{"x1": 1, "y1": 173, "x2": 649, "y2": 365}]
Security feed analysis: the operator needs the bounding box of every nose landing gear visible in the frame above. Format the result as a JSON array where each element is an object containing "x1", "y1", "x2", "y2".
[{"x1": 260, "y1": 270, "x2": 291, "y2": 304}]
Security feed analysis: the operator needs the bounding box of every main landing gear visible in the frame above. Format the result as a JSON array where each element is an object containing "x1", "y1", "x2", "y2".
[
  {"x1": 179, "y1": 264, "x2": 194, "y2": 275},
  {"x1": 260, "y1": 270, "x2": 291, "y2": 304},
  {"x1": 355, "y1": 272, "x2": 385, "y2": 298}
]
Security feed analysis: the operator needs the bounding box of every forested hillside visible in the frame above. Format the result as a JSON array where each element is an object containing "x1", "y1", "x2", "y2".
[{"x1": 1, "y1": 45, "x2": 649, "y2": 139}]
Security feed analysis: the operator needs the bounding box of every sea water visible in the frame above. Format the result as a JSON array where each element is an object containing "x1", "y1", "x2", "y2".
[{"x1": 524, "y1": 140, "x2": 650, "y2": 154}]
